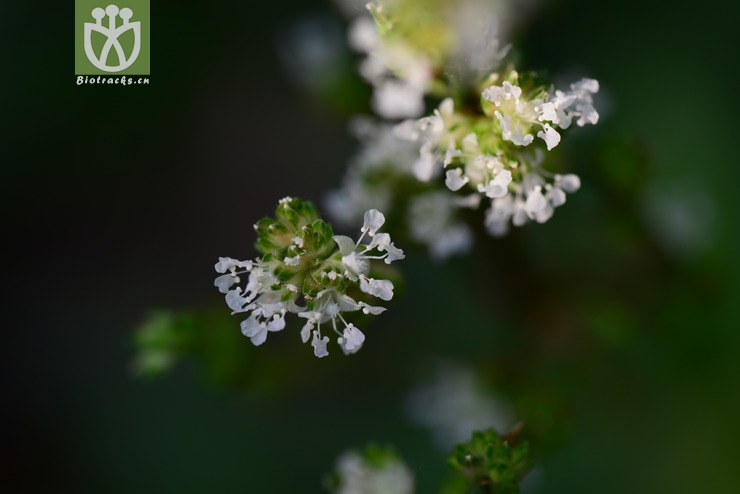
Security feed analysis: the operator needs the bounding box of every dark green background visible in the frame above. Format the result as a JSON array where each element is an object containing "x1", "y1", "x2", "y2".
[{"x1": 3, "y1": 1, "x2": 739, "y2": 493}]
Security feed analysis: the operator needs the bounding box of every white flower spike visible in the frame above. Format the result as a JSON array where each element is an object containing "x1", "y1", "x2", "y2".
[{"x1": 216, "y1": 198, "x2": 404, "y2": 358}]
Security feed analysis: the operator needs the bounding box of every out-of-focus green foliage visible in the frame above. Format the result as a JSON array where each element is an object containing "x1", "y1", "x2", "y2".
[
  {"x1": 132, "y1": 311, "x2": 197, "y2": 377},
  {"x1": 131, "y1": 307, "x2": 321, "y2": 392}
]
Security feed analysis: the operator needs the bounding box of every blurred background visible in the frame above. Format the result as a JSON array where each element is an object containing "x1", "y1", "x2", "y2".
[{"x1": 3, "y1": 0, "x2": 740, "y2": 492}]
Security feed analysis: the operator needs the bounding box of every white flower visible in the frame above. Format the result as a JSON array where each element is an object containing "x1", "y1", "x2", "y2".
[
  {"x1": 413, "y1": 141, "x2": 439, "y2": 181},
  {"x1": 358, "y1": 302, "x2": 387, "y2": 315},
  {"x1": 334, "y1": 450, "x2": 414, "y2": 494},
  {"x1": 445, "y1": 168, "x2": 469, "y2": 191},
  {"x1": 571, "y1": 78, "x2": 600, "y2": 126},
  {"x1": 240, "y1": 309, "x2": 286, "y2": 346},
  {"x1": 217, "y1": 205, "x2": 402, "y2": 358},
  {"x1": 524, "y1": 186, "x2": 547, "y2": 217},
  {"x1": 484, "y1": 81, "x2": 543, "y2": 147},
  {"x1": 214, "y1": 273, "x2": 239, "y2": 294},
  {"x1": 556, "y1": 173, "x2": 581, "y2": 193},
  {"x1": 547, "y1": 185, "x2": 567, "y2": 208},
  {"x1": 347, "y1": 16, "x2": 378, "y2": 53},
  {"x1": 495, "y1": 110, "x2": 534, "y2": 146},
  {"x1": 536, "y1": 123, "x2": 561, "y2": 150},
  {"x1": 339, "y1": 323, "x2": 365, "y2": 354},
  {"x1": 298, "y1": 311, "x2": 322, "y2": 343},
  {"x1": 311, "y1": 330, "x2": 330, "y2": 358},
  {"x1": 482, "y1": 166, "x2": 582, "y2": 233},
  {"x1": 395, "y1": 98, "x2": 457, "y2": 182},
  {"x1": 341, "y1": 251, "x2": 370, "y2": 278},
  {"x1": 485, "y1": 77, "x2": 599, "y2": 151},
  {"x1": 485, "y1": 195, "x2": 515, "y2": 236},
  {"x1": 482, "y1": 80, "x2": 522, "y2": 105},
  {"x1": 408, "y1": 191, "x2": 474, "y2": 260},
  {"x1": 362, "y1": 209, "x2": 386, "y2": 236},
  {"x1": 368, "y1": 233, "x2": 405, "y2": 263},
  {"x1": 532, "y1": 202, "x2": 554, "y2": 223},
  {"x1": 214, "y1": 257, "x2": 252, "y2": 274},
  {"x1": 538, "y1": 91, "x2": 576, "y2": 128},
  {"x1": 360, "y1": 277, "x2": 394, "y2": 301},
  {"x1": 483, "y1": 169, "x2": 512, "y2": 199},
  {"x1": 372, "y1": 81, "x2": 426, "y2": 120},
  {"x1": 353, "y1": 24, "x2": 433, "y2": 119},
  {"x1": 538, "y1": 78, "x2": 600, "y2": 129},
  {"x1": 225, "y1": 289, "x2": 249, "y2": 313}
]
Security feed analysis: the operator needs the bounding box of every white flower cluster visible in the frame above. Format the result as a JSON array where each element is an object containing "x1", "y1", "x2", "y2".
[
  {"x1": 215, "y1": 204, "x2": 404, "y2": 358},
  {"x1": 332, "y1": 449, "x2": 414, "y2": 494},
  {"x1": 326, "y1": 119, "x2": 480, "y2": 260},
  {"x1": 483, "y1": 78, "x2": 600, "y2": 150},
  {"x1": 327, "y1": 0, "x2": 601, "y2": 258},
  {"x1": 395, "y1": 74, "x2": 598, "y2": 235},
  {"x1": 346, "y1": 0, "x2": 511, "y2": 120}
]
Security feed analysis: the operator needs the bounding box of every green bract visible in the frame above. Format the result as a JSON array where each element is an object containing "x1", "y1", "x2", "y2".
[
  {"x1": 255, "y1": 198, "x2": 343, "y2": 298},
  {"x1": 448, "y1": 428, "x2": 533, "y2": 494}
]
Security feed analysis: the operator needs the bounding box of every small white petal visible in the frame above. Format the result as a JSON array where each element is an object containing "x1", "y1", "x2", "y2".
[
  {"x1": 360, "y1": 277, "x2": 395, "y2": 301},
  {"x1": 225, "y1": 290, "x2": 248, "y2": 312},
  {"x1": 558, "y1": 174, "x2": 581, "y2": 193},
  {"x1": 372, "y1": 81, "x2": 425, "y2": 119},
  {"x1": 534, "y1": 203, "x2": 555, "y2": 223},
  {"x1": 445, "y1": 168, "x2": 469, "y2": 191},
  {"x1": 300, "y1": 322, "x2": 313, "y2": 343},
  {"x1": 267, "y1": 313, "x2": 286, "y2": 332},
  {"x1": 362, "y1": 209, "x2": 386, "y2": 236},
  {"x1": 342, "y1": 324, "x2": 365, "y2": 353},
  {"x1": 347, "y1": 17, "x2": 378, "y2": 52},
  {"x1": 512, "y1": 199, "x2": 529, "y2": 226},
  {"x1": 358, "y1": 302, "x2": 386, "y2": 315},
  {"x1": 214, "y1": 274, "x2": 237, "y2": 294},
  {"x1": 525, "y1": 186, "x2": 548, "y2": 216},
  {"x1": 214, "y1": 257, "x2": 250, "y2": 274},
  {"x1": 311, "y1": 331, "x2": 329, "y2": 358},
  {"x1": 412, "y1": 141, "x2": 439, "y2": 182},
  {"x1": 537, "y1": 124, "x2": 561, "y2": 150},
  {"x1": 548, "y1": 186, "x2": 567, "y2": 207},
  {"x1": 572, "y1": 78, "x2": 599, "y2": 93},
  {"x1": 484, "y1": 169, "x2": 512, "y2": 199},
  {"x1": 383, "y1": 243, "x2": 405, "y2": 263},
  {"x1": 249, "y1": 328, "x2": 268, "y2": 346},
  {"x1": 368, "y1": 232, "x2": 391, "y2": 250},
  {"x1": 240, "y1": 316, "x2": 261, "y2": 338}
]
